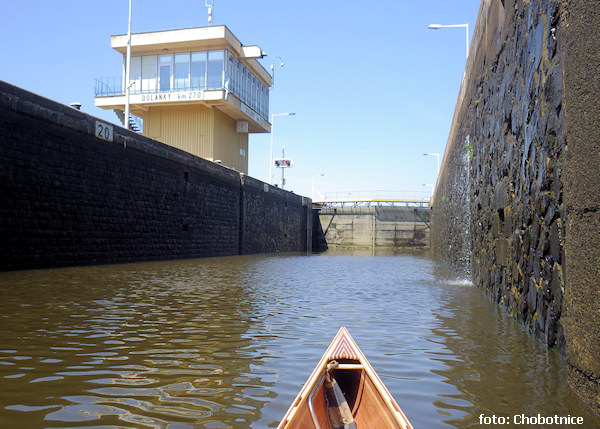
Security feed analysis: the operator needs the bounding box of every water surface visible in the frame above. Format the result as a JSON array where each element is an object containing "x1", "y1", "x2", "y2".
[{"x1": 0, "y1": 253, "x2": 598, "y2": 428}]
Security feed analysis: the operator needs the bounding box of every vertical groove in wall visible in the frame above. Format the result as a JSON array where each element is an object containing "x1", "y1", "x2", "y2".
[{"x1": 238, "y1": 175, "x2": 245, "y2": 255}]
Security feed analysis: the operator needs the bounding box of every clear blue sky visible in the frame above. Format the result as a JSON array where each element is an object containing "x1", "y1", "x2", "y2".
[{"x1": 1, "y1": 0, "x2": 480, "y2": 200}]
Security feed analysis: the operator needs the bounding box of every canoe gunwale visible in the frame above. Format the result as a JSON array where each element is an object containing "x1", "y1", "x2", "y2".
[
  {"x1": 307, "y1": 372, "x2": 327, "y2": 429},
  {"x1": 277, "y1": 326, "x2": 413, "y2": 429}
]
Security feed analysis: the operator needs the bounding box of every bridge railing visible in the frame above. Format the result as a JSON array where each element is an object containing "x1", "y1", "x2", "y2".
[{"x1": 313, "y1": 191, "x2": 431, "y2": 209}]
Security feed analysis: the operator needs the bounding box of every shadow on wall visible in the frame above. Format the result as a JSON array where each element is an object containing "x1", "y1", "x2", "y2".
[{"x1": 312, "y1": 209, "x2": 328, "y2": 252}]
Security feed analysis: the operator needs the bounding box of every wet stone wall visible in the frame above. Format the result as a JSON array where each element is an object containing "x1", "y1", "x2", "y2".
[
  {"x1": 432, "y1": 0, "x2": 600, "y2": 414},
  {"x1": 469, "y1": 0, "x2": 565, "y2": 347},
  {"x1": 435, "y1": 0, "x2": 565, "y2": 345}
]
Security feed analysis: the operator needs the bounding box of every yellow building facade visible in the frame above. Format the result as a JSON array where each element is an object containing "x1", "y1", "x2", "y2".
[{"x1": 95, "y1": 26, "x2": 272, "y2": 174}]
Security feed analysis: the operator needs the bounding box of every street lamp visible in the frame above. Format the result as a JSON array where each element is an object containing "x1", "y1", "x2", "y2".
[
  {"x1": 124, "y1": 0, "x2": 133, "y2": 130},
  {"x1": 428, "y1": 23, "x2": 469, "y2": 59},
  {"x1": 270, "y1": 57, "x2": 284, "y2": 87},
  {"x1": 312, "y1": 173, "x2": 324, "y2": 200},
  {"x1": 423, "y1": 153, "x2": 440, "y2": 175},
  {"x1": 269, "y1": 112, "x2": 295, "y2": 185}
]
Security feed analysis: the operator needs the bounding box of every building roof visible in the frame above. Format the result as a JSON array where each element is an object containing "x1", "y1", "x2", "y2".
[{"x1": 110, "y1": 25, "x2": 272, "y2": 87}]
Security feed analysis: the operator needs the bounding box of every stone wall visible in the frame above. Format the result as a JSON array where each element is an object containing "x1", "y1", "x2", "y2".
[
  {"x1": 431, "y1": 0, "x2": 600, "y2": 414},
  {"x1": 239, "y1": 174, "x2": 312, "y2": 254},
  {"x1": 0, "y1": 81, "x2": 311, "y2": 271}
]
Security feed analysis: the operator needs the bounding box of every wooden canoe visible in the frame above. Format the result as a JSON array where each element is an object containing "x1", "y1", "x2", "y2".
[{"x1": 278, "y1": 327, "x2": 413, "y2": 429}]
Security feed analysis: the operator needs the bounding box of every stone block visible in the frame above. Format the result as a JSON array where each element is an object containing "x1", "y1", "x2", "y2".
[
  {"x1": 549, "y1": 220, "x2": 562, "y2": 263},
  {"x1": 504, "y1": 205, "x2": 514, "y2": 235},
  {"x1": 491, "y1": 211, "x2": 502, "y2": 238},
  {"x1": 527, "y1": 278, "x2": 538, "y2": 317},
  {"x1": 550, "y1": 261, "x2": 563, "y2": 313},
  {"x1": 496, "y1": 238, "x2": 508, "y2": 267},
  {"x1": 494, "y1": 181, "x2": 507, "y2": 210}
]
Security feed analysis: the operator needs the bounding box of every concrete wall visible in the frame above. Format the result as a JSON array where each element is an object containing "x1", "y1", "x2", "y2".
[
  {"x1": 0, "y1": 81, "x2": 311, "y2": 271},
  {"x1": 318, "y1": 207, "x2": 430, "y2": 249},
  {"x1": 431, "y1": 0, "x2": 599, "y2": 414},
  {"x1": 560, "y1": 0, "x2": 600, "y2": 414}
]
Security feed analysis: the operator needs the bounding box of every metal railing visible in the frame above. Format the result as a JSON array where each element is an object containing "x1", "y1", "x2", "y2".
[
  {"x1": 313, "y1": 191, "x2": 431, "y2": 209},
  {"x1": 94, "y1": 76, "x2": 269, "y2": 121},
  {"x1": 315, "y1": 200, "x2": 430, "y2": 209},
  {"x1": 94, "y1": 77, "x2": 230, "y2": 97},
  {"x1": 95, "y1": 77, "x2": 123, "y2": 96}
]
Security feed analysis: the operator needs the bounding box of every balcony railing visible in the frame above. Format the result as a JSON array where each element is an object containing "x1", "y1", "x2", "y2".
[
  {"x1": 94, "y1": 76, "x2": 269, "y2": 121},
  {"x1": 95, "y1": 77, "x2": 124, "y2": 96},
  {"x1": 94, "y1": 77, "x2": 229, "y2": 97}
]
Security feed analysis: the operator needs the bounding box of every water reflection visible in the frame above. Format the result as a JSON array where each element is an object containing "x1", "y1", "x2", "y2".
[
  {"x1": 0, "y1": 257, "x2": 273, "y2": 428},
  {"x1": 426, "y1": 268, "x2": 597, "y2": 428},
  {"x1": 0, "y1": 254, "x2": 598, "y2": 428}
]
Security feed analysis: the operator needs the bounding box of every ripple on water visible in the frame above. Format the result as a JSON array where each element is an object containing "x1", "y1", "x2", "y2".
[{"x1": 0, "y1": 254, "x2": 599, "y2": 428}]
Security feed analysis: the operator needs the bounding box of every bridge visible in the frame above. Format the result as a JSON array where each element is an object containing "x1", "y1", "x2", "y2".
[{"x1": 312, "y1": 191, "x2": 431, "y2": 209}]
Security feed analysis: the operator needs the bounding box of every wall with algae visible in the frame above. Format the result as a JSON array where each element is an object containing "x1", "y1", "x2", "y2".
[{"x1": 431, "y1": 0, "x2": 600, "y2": 414}]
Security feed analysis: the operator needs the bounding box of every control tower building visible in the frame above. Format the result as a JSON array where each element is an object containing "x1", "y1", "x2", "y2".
[{"x1": 95, "y1": 25, "x2": 272, "y2": 174}]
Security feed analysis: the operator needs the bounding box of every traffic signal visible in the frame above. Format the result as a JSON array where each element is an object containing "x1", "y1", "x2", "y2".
[{"x1": 274, "y1": 158, "x2": 293, "y2": 168}]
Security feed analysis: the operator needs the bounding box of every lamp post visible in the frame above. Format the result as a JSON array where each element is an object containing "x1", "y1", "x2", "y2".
[
  {"x1": 269, "y1": 112, "x2": 295, "y2": 185},
  {"x1": 270, "y1": 57, "x2": 284, "y2": 87},
  {"x1": 423, "y1": 153, "x2": 440, "y2": 175},
  {"x1": 312, "y1": 173, "x2": 324, "y2": 200},
  {"x1": 124, "y1": 0, "x2": 133, "y2": 130},
  {"x1": 428, "y1": 23, "x2": 469, "y2": 59}
]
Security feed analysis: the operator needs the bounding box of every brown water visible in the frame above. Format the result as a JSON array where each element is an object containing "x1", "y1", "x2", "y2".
[{"x1": 0, "y1": 252, "x2": 598, "y2": 428}]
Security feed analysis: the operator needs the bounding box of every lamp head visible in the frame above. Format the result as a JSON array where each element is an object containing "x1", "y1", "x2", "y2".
[{"x1": 428, "y1": 24, "x2": 443, "y2": 29}]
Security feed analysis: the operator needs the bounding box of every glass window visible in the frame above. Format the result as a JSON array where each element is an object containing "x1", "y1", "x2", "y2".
[
  {"x1": 159, "y1": 55, "x2": 172, "y2": 91},
  {"x1": 250, "y1": 76, "x2": 256, "y2": 109},
  {"x1": 227, "y1": 52, "x2": 235, "y2": 90},
  {"x1": 191, "y1": 52, "x2": 207, "y2": 89},
  {"x1": 244, "y1": 68, "x2": 250, "y2": 102},
  {"x1": 235, "y1": 59, "x2": 241, "y2": 95},
  {"x1": 129, "y1": 56, "x2": 141, "y2": 93},
  {"x1": 255, "y1": 77, "x2": 260, "y2": 110},
  {"x1": 261, "y1": 85, "x2": 267, "y2": 117},
  {"x1": 141, "y1": 55, "x2": 157, "y2": 92},
  {"x1": 174, "y1": 53, "x2": 190, "y2": 90},
  {"x1": 207, "y1": 50, "x2": 224, "y2": 88},
  {"x1": 240, "y1": 67, "x2": 246, "y2": 102}
]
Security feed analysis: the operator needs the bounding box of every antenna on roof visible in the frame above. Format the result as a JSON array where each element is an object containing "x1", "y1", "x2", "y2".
[{"x1": 205, "y1": 0, "x2": 214, "y2": 26}]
